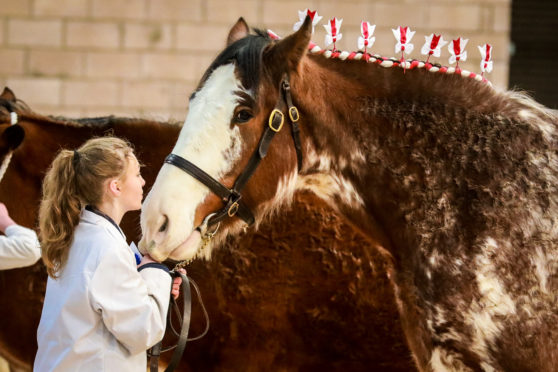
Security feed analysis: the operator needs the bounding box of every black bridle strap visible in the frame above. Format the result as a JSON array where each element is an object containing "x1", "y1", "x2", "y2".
[
  {"x1": 281, "y1": 79, "x2": 303, "y2": 171},
  {"x1": 164, "y1": 154, "x2": 255, "y2": 225},
  {"x1": 164, "y1": 73, "x2": 302, "y2": 227},
  {"x1": 231, "y1": 109, "x2": 282, "y2": 192},
  {"x1": 233, "y1": 76, "x2": 302, "y2": 190}
]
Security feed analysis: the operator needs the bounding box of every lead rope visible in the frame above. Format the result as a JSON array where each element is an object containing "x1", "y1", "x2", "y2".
[
  {"x1": 148, "y1": 271, "x2": 210, "y2": 371},
  {"x1": 148, "y1": 217, "x2": 215, "y2": 371}
]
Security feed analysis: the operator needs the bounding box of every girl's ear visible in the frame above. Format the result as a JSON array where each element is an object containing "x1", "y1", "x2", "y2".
[{"x1": 108, "y1": 179, "x2": 121, "y2": 196}]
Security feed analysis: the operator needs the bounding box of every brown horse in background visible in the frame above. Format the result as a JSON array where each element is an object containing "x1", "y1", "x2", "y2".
[
  {"x1": 141, "y1": 17, "x2": 558, "y2": 371},
  {"x1": 0, "y1": 87, "x2": 413, "y2": 371}
]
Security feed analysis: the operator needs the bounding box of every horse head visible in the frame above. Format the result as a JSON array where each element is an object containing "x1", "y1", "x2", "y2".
[
  {"x1": 140, "y1": 17, "x2": 313, "y2": 262},
  {"x1": 0, "y1": 87, "x2": 25, "y2": 181}
]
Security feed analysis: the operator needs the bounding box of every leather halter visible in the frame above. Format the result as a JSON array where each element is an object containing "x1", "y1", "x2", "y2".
[{"x1": 164, "y1": 73, "x2": 302, "y2": 228}]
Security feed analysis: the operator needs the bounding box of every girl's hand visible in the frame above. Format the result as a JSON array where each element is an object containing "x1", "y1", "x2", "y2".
[{"x1": 171, "y1": 268, "x2": 186, "y2": 300}]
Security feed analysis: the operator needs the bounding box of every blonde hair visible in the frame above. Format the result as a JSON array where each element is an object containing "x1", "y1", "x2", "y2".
[{"x1": 39, "y1": 137, "x2": 134, "y2": 278}]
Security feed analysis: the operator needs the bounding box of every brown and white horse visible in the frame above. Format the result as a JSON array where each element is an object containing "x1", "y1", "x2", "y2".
[
  {"x1": 0, "y1": 87, "x2": 413, "y2": 371},
  {"x1": 141, "y1": 17, "x2": 558, "y2": 371}
]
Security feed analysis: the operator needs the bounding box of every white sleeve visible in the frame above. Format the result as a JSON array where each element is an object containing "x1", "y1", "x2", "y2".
[
  {"x1": 0, "y1": 225, "x2": 41, "y2": 270},
  {"x1": 89, "y1": 246, "x2": 172, "y2": 355}
]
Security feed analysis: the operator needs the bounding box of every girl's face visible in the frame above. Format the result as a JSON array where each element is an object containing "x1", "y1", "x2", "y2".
[{"x1": 118, "y1": 155, "x2": 145, "y2": 212}]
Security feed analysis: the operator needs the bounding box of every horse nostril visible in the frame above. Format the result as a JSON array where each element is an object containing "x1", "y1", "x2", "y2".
[{"x1": 159, "y1": 215, "x2": 169, "y2": 233}]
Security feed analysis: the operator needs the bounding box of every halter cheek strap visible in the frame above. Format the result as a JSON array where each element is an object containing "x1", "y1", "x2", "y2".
[{"x1": 164, "y1": 73, "x2": 302, "y2": 228}]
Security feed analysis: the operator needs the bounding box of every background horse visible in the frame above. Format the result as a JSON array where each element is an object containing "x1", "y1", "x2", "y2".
[
  {"x1": 0, "y1": 87, "x2": 413, "y2": 371},
  {"x1": 141, "y1": 17, "x2": 558, "y2": 371}
]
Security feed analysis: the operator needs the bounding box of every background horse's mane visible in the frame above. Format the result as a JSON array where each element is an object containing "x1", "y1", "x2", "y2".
[
  {"x1": 47, "y1": 115, "x2": 182, "y2": 128},
  {"x1": 0, "y1": 97, "x2": 182, "y2": 129}
]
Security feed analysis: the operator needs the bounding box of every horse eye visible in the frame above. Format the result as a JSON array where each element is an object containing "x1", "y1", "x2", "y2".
[{"x1": 233, "y1": 109, "x2": 253, "y2": 124}]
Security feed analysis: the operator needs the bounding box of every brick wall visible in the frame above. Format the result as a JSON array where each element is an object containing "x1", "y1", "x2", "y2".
[{"x1": 0, "y1": 0, "x2": 511, "y2": 121}]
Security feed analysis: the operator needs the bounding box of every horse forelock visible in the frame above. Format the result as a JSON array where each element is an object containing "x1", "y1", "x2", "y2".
[{"x1": 194, "y1": 29, "x2": 270, "y2": 101}]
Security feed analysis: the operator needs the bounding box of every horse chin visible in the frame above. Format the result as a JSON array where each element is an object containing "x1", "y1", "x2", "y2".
[{"x1": 166, "y1": 229, "x2": 202, "y2": 262}]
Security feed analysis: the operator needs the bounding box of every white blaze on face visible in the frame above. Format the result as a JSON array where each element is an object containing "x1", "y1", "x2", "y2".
[
  {"x1": 141, "y1": 63, "x2": 244, "y2": 261},
  {"x1": 0, "y1": 151, "x2": 13, "y2": 182}
]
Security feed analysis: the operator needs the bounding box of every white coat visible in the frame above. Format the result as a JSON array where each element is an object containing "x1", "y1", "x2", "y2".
[
  {"x1": 34, "y1": 209, "x2": 172, "y2": 372},
  {"x1": 0, "y1": 224, "x2": 40, "y2": 270}
]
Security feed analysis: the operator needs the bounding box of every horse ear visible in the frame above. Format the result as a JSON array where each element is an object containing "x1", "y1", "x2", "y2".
[
  {"x1": 1, "y1": 87, "x2": 16, "y2": 102},
  {"x1": 264, "y1": 16, "x2": 312, "y2": 73},
  {"x1": 227, "y1": 17, "x2": 250, "y2": 46}
]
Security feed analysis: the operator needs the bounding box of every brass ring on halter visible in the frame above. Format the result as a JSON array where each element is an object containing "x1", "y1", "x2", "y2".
[
  {"x1": 198, "y1": 213, "x2": 216, "y2": 236},
  {"x1": 227, "y1": 201, "x2": 239, "y2": 217},
  {"x1": 288, "y1": 106, "x2": 300, "y2": 122},
  {"x1": 205, "y1": 221, "x2": 220, "y2": 238},
  {"x1": 268, "y1": 109, "x2": 284, "y2": 132}
]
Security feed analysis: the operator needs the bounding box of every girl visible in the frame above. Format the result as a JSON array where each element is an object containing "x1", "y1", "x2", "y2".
[{"x1": 34, "y1": 137, "x2": 198, "y2": 371}]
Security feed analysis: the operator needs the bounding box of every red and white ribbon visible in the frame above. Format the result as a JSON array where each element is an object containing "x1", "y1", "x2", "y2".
[
  {"x1": 478, "y1": 44, "x2": 493, "y2": 75},
  {"x1": 293, "y1": 9, "x2": 323, "y2": 33},
  {"x1": 421, "y1": 33, "x2": 447, "y2": 63},
  {"x1": 448, "y1": 37, "x2": 468, "y2": 67},
  {"x1": 267, "y1": 29, "x2": 280, "y2": 40},
  {"x1": 358, "y1": 21, "x2": 376, "y2": 53},
  {"x1": 324, "y1": 17, "x2": 343, "y2": 50},
  {"x1": 392, "y1": 26, "x2": 415, "y2": 56}
]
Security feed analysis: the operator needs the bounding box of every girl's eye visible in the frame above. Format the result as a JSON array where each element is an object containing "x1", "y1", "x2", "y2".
[{"x1": 233, "y1": 109, "x2": 252, "y2": 124}]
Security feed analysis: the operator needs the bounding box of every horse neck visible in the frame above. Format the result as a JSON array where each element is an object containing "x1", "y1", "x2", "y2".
[{"x1": 291, "y1": 53, "x2": 503, "y2": 251}]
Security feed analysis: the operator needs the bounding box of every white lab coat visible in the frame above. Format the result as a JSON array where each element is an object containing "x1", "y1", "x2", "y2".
[
  {"x1": 0, "y1": 224, "x2": 40, "y2": 270},
  {"x1": 34, "y1": 209, "x2": 172, "y2": 372}
]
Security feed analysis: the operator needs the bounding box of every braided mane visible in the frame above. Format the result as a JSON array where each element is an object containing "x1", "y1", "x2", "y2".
[{"x1": 307, "y1": 41, "x2": 490, "y2": 84}]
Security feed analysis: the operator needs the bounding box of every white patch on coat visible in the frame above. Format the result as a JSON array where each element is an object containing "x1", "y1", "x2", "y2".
[
  {"x1": 429, "y1": 347, "x2": 469, "y2": 372},
  {"x1": 299, "y1": 146, "x2": 364, "y2": 210},
  {"x1": 141, "y1": 63, "x2": 245, "y2": 260},
  {"x1": 296, "y1": 172, "x2": 364, "y2": 210},
  {"x1": 256, "y1": 171, "x2": 299, "y2": 228},
  {"x1": 465, "y1": 237, "x2": 516, "y2": 368},
  {"x1": 428, "y1": 250, "x2": 443, "y2": 268},
  {"x1": 532, "y1": 247, "x2": 550, "y2": 295}
]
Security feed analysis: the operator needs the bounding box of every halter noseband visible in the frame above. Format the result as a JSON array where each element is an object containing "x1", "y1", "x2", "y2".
[{"x1": 164, "y1": 73, "x2": 303, "y2": 228}]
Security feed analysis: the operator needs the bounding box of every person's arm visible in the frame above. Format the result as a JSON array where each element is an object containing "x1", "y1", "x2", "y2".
[
  {"x1": 89, "y1": 246, "x2": 172, "y2": 355},
  {"x1": 0, "y1": 203, "x2": 41, "y2": 270}
]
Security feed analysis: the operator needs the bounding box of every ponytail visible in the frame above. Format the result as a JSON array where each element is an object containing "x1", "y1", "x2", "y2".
[
  {"x1": 39, "y1": 137, "x2": 133, "y2": 278},
  {"x1": 39, "y1": 150, "x2": 82, "y2": 278}
]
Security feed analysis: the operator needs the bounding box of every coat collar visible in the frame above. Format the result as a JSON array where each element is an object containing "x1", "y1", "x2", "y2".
[{"x1": 81, "y1": 208, "x2": 127, "y2": 244}]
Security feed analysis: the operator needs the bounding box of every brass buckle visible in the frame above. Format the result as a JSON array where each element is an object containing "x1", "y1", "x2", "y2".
[
  {"x1": 268, "y1": 109, "x2": 284, "y2": 132},
  {"x1": 288, "y1": 106, "x2": 299, "y2": 122},
  {"x1": 227, "y1": 201, "x2": 239, "y2": 217}
]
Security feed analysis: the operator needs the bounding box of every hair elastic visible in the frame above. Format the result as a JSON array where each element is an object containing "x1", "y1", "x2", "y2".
[{"x1": 72, "y1": 150, "x2": 80, "y2": 167}]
